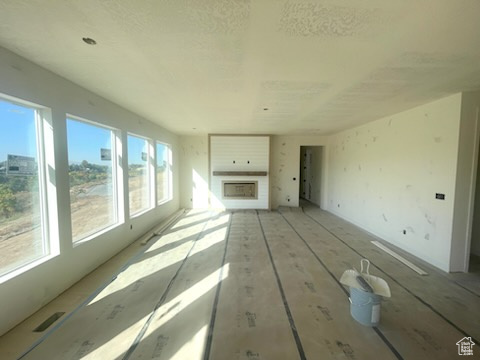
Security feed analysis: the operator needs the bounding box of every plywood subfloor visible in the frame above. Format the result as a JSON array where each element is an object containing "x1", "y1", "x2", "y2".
[{"x1": 1, "y1": 207, "x2": 479, "y2": 359}]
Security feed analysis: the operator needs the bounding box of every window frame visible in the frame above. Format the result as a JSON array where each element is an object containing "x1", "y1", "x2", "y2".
[
  {"x1": 127, "y1": 133, "x2": 154, "y2": 218},
  {"x1": 66, "y1": 115, "x2": 123, "y2": 244},
  {"x1": 156, "y1": 141, "x2": 172, "y2": 205},
  {"x1": 0, "y1": 94, "x2": 58, "y2": 281}
]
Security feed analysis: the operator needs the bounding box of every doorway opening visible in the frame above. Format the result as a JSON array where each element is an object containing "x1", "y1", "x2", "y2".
[
  {"x1": 468, "y1": 139, "x2": 480, "y2": 273},
  {"x1": 299, "y1": 146, "x2": 323, "y2": 208}
]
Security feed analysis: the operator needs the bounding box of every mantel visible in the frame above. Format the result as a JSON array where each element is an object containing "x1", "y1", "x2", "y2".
[{"x1": 213, "y1": 171, "x2": 268, "y2": 176}]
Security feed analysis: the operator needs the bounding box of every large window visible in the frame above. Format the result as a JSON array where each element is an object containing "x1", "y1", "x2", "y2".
[
  {"x1": 67, "y1": 117, "x2": 120, "y2": 242},
  {"x1": 156, "y1": 142, "x2": 172, "y2": 204},
  {"x1": 128, "y1": 134, "x2": 152, "y2": 216},
  {"x1": 0, "y1": 97, "x2": 49, "y2": 275}
]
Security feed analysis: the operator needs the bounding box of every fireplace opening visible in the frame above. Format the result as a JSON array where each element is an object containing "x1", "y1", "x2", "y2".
[{"x1": 222, "y1": 181, "x2": 257, "y2": 199}]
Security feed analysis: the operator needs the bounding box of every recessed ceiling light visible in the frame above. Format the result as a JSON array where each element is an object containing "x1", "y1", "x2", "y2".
[{"x1": 82, "y1": 37, "x2": 97, "y2": 45}]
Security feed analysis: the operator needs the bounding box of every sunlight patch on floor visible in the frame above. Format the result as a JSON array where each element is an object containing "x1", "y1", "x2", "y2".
[
  {"x1": 171, "y1": 324, "x2": 209, "y2": 360},
  {"x1": 171, "y1": 210, "x2": 215, "y2": 229},
  {"x1": 88, "y1": 240, "x2": 195, "y2": 304},
  {"x1": 80, "y1": 315, "x2": 150, "y2": 359},
  {"x1": 140, "y1": 264, "x2": 229, "y2": 347}
]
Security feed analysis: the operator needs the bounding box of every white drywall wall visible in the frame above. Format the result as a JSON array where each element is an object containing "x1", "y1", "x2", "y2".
[
  {"x1": 451, "y1": 91, "x2": 480, "y2": 269},
  {"x1": 271, "y1": 136, "x2": 327, "y2": 209},
  {"x1": 326, "y1": 94, "x2": 462, "y2": 271},
  {"x1": 179, "y1": 136, "x2": 209, "y2": 209},
  {"x1": 0, "y1": 47, "x2": 180, "y2": 336}
]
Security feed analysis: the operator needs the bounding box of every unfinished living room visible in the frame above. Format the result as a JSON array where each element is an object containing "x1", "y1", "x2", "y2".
[{"x1": 0, "y1": 1, "x2": 479, "y2": 359}]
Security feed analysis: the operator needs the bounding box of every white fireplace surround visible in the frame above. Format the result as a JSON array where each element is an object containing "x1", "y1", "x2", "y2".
[{"x1": 210, "y1": 135, "x2": 270, "y2": 209}]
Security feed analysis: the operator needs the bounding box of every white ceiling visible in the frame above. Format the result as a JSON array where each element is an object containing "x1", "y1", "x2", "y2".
[{"x1": 1, "y1": 0, "x2": 480, "y2": 135}]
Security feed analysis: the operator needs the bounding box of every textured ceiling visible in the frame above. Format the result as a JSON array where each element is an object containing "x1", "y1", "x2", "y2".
[{"x1": 1, "y1": 0, "x2": 480, "y2": 135}]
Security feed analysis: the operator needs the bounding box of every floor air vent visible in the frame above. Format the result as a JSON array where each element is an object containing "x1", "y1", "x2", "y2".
[{"x1": 33, "y1": 312, "x2": 65, "y2": 332}]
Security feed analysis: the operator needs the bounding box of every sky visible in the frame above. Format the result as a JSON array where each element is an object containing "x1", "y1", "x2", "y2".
[
  {"x1": 0, "y1": 98, "x2": 167, "y2": 167},
  {"x1": 67, "y1": 118, "x2": 113, "y2": 165},
  {"x1": 0, "y1": 99, "x2": 37, "y2": 163}
]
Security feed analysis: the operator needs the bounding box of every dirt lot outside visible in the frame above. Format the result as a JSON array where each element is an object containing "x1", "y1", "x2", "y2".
[{"x1": 0, "y1": 171, "x2": 168, "y2": 274}]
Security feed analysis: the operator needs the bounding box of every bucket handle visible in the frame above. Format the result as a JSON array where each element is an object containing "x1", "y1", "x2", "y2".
[{"x1": 360, "y1": 259, "x2": 370, "y2": 275}]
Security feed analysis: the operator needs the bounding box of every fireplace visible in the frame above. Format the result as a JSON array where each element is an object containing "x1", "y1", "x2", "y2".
[
  {"x1": 210, "y1": 135, "x2": 270, "y2": 209},
  {"x1": 223, "y1": 181, "x2": 257, "y2": 199}
]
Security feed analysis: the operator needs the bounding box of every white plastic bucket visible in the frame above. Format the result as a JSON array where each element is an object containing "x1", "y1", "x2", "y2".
[{"x1": 349, "y1": 287, "x2": 382, "y2": 326}]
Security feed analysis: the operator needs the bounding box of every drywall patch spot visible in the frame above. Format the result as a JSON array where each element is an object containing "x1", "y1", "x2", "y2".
[
  {"x1": 424, "y1": 233, "x2": 430, "y2": 240},
  {"x1": 175, "y1": 0, "x2": 251, "y2": 35},
  {"x1": 425, "y1": 213, "x2": 435, "y2": 225},
  {"x1": 279, "y1": 3, "x2": 382, "y2": 37}
]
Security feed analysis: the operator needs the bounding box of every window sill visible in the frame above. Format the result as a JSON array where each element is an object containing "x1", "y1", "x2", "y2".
[
  {"x1": 157, "y1": 198, "x2": 173, "y2": 206},
  {"x1": 0, "y1": 252, "x2": 60, "y2": 284},
  {"x1": 130, "y1": 206, "x2": 154, "y2": 219},
  {"x1": 72, "y1": 222, "x2": 123, "y2": 247}
]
